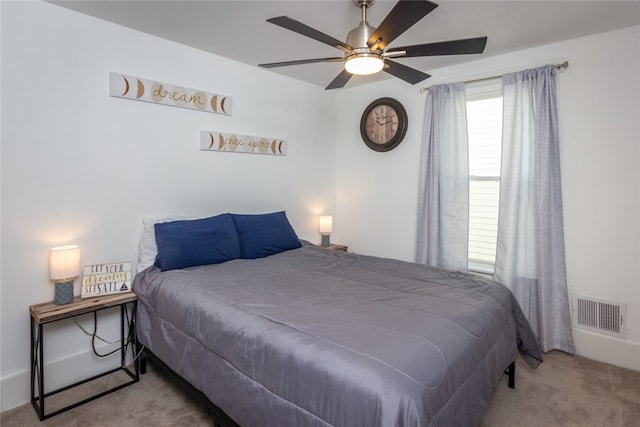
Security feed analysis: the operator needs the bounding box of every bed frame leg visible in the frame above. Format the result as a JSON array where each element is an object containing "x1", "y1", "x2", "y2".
[
  {"x1": 139, "y1": 345, "x2": 148, "y2": 375},
  {"x1": 506, "y1": 361, "x2": 515, "y2": 389}
]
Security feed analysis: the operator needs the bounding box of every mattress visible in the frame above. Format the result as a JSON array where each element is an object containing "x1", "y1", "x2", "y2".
[{"x1": 134, "y1": 242, "x2": 542, "y2": 426}]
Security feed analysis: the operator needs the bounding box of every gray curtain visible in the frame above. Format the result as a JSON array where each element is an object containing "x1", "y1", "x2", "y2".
[
  {"x1": 495, "y1": 65, "x2": 575, "y2": 354},
  {"x1": 416, "y1": 83, "x2": 469, "y2": 271}
]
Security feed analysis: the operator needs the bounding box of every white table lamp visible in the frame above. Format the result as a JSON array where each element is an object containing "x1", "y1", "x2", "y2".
[
  {"x1": 318, "y1": 216, "x2": 333, "y2": 247},
  {"x1": 49, "y1": 245, "x2": 80, "y2": 305}
]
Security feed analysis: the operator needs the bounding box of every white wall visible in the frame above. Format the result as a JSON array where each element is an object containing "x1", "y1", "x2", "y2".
[
  {"x1": 0, "y1": 1, "x2": 336, "y2": 411},
  {"x1": 334, "y1": 26, "x2": 640, "y2": 371},
  {"x1": 2, "y1": 0, "x2": 638, "y2": 414}
]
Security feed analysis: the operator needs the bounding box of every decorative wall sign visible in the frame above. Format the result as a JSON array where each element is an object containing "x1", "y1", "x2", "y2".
[
  {"x1": 109, "y1": 72, "x2": 232, "y2": 115},
  {"x1": 81, "y1": 262, "x2": 132, "y2": 298},
  {"x1": 200, "y1": 131, "x2": 287, "y2": 156}
]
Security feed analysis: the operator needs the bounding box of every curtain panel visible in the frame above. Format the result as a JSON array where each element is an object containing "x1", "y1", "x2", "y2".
[
  {"x1": 416, "y1": 65, "x2": 575, "y2": 355},
  {"x1": 495, "y1": 65, "x2": 575, "y2": 354},
  {"x1": 416, "y1": 83, "x2": 469, "y2": 271}
]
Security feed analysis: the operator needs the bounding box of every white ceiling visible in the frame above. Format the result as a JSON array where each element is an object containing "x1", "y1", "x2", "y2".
[{"x1": 49, "y1": 0, "x2": 640, "y2": 89}]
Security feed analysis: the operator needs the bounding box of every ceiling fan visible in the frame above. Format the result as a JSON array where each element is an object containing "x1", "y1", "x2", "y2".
[{"x1": 259, "y1": 0, "x2": 487, "y2": 90}]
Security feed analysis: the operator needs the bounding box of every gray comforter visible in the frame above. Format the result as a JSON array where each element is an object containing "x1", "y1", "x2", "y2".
[{"x1": 134, "y1": 242, "x2": 542, "y2": 427}]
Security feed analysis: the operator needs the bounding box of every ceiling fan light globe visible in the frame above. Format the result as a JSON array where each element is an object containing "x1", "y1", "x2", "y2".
[{"x1": 345, "y1": 54, "x2": 384, "y2": 75}]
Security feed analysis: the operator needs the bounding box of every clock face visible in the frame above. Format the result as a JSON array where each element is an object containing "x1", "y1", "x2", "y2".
[
  {"x1": 365, "y1": 105, "x2": 399, "y2": 145},
  {"x1": 360, "y1": 98, "x2": 408, "y2": 152}
]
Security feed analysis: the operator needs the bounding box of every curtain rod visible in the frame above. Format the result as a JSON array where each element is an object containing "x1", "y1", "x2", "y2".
[{"x1": 419, "y1": 61, "x2": 569, "y2": 93}]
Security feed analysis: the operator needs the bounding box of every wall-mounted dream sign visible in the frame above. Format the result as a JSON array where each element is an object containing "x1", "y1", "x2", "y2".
[
  {"x1": 109, "y1": 72, "x2": 232, "y2": 115},
  {"x1": 200, "y1": 131, "x2": 287, "y2": 156}
]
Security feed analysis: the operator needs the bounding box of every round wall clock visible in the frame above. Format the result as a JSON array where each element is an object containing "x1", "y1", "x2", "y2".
[{"x1": 360, "y1": 97, "x2": 408, "y2": 152}]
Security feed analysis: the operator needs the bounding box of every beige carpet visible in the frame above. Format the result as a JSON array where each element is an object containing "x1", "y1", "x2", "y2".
[{"x1": 2, "y1": 351, "x2": 639, "y2": 427}]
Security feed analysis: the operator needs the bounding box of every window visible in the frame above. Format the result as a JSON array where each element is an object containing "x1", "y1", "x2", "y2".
[{"x1": 465, "y1": 79, "x2": 503, "y2": 273}]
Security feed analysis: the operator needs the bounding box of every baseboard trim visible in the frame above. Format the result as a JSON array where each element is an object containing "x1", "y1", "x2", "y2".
[
  {"x1": 573, "y1": 328, "x2": 640, "y2": 371},
  {"x1": 1, "y1": 343, "x2": 122, "y2": 413}
]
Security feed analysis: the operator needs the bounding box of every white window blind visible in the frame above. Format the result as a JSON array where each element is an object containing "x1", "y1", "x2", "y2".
[{"x1": 465, "y1": 79, "x2": 502, "y2": 273}]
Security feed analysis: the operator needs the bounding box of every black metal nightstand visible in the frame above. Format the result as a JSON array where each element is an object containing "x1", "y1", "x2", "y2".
[{"x1": 29, "y1": 292, "x2": 139, "y2": 420}]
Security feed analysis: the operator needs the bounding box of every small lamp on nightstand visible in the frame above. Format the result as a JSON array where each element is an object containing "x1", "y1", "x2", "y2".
[
  {"x1": 318, "y1": 215, "x2": 333, "y2": 247},
  {"x1": 49, "y1": 245, "x2": 80, "y2": 305}
]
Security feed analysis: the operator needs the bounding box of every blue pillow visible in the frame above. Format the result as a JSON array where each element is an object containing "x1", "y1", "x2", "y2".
[
  {"x1": 231, "y1": 211, "x2": 301, "y2": 259},
  {"x1": 154, "y1": 213, "x2": 241, "y2": 271}
]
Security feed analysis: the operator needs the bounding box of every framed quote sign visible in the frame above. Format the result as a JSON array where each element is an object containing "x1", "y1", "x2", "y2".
[{"x1": 81, "y1": 262, "x2": 132, "y2": 298}]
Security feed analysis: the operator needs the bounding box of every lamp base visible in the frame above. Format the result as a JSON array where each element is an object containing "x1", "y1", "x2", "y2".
[
  {"x1": 321, "y1": 234, "x2": 330, "y2": 247},
  {"x1": 55, "y1": 281, "x2": 74, "y2": 305}
]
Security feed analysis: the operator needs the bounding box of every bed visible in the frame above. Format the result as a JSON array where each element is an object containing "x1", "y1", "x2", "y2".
[{"x1": 133, "y1": 212, "x2": 542, "y2": 427}]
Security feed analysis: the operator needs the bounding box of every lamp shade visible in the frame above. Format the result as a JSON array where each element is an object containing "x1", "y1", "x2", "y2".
[
  {"x1": 318, "y1": 216, "x2": 333, "y2": 234},
  {"x1": 49, "y1": 245, "x2": 80, "y2": 281}
]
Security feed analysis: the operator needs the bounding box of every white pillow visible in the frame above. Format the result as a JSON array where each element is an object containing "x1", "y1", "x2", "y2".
[{"x1": 137, "y1": 216, "x2": 195, "y2": 272}]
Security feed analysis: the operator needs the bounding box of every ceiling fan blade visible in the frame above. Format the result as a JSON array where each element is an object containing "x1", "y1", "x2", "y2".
[
  {"x1": 367, "y1": 0, "x2": 438, "y2": 51},
  {"x1": 388, "y1": 37, "x2": 488, "y2": 57},
  {"x1": 267, "y1": 16, "x2": 353, "y2": 52},
  {"x1": 259, "y1": 57, "x2": 343, "y2": 68},
  {"x1": 325, "y1": 69, "x2": 353, "y2": 90},
  {"x1": 384, "y1": 60, "x2": 431, "y2": 85}
]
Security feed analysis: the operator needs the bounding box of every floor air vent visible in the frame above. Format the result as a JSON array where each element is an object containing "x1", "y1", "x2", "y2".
[{"x1": 572, "y1": 295, "x2": 627, "y2": 339}]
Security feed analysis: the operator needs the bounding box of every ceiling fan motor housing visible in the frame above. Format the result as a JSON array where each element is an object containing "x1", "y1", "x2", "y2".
[
  {"x1": 347, "y1": 0, "x2": 378, "y2": 50},
  {"x1": 346, "y1": 20, "x2": 376, "y2": 49},
  {"x1": 345, "y1": 22, "x2": 383, "y2": 74},
  {"x1": 344, "y1": 0, "x2": 384, "y2": 75}
]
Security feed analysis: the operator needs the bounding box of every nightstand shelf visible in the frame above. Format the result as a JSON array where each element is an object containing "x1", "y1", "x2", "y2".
[
  {"x1": 321, "y1": 243, "x2": 348, "y2": 251},
  {"x1": 29, "y1": 292, "x2": 139, "y2": 420}
]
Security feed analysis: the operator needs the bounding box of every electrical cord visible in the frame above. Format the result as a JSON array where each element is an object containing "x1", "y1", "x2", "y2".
[
  {"x1": 86, "y1": 304, "x2": 135, "y2": 358},
  {"x1": 74, "y1": 318, "x2": 118, "y2": 345},
  {"x1": 132, "y1": 343, "x2": 146, "y2": 362},
  {"x1": 92, "y1": 310, "x2": 123, "y2": 357},
  {"x1": 74, "y1": 303, "x2": 145, "y2": 365}
]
